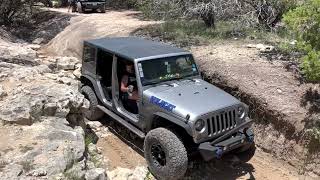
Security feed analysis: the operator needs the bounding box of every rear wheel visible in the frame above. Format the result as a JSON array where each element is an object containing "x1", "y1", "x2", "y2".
[
  {"x1": 81, "y1": 86, "x2": 104, "y2": 121},
  {"x1": 144, "y1": 128, "x2": 188, "y2": 180}
]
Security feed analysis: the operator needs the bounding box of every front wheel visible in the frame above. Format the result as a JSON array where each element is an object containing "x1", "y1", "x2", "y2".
[
  {"x1": 235, "y1": 143, "x2": 256, "y2": 163},
  {"x1": 144, "y1": 128, "x2": 188, "y2": 180}
]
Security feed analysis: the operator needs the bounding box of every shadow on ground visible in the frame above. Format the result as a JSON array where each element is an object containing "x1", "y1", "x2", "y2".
[{"x1": 98, "y1": 116, "x2": 255, "y2": 180}]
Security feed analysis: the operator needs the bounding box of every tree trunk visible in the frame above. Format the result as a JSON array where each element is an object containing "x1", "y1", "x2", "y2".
[{"x1": 201, "y1": 12, "x2": 215, "y2": 28}]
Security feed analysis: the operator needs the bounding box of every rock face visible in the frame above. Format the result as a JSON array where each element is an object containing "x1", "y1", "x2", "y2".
[
  {"x1": 0, "y1": 38, "x2": 38, "y2": 66},
  {"x1": 0, "y1": 33, "x2": 107, "y2": 180}
]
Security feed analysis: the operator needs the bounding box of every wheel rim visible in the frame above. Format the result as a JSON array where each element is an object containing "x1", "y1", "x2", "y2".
[{"x1": 151, "y1": 143, "x2": 166, "y2": 167}]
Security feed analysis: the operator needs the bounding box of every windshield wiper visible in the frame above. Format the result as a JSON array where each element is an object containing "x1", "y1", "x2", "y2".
[
  {"x1": 163, "y1": 83, "x2": 174, "y2": 87},
  {"x1": 186, "y1": 78, "x2": 195, "y2": 82},
  {"x1": 144, "y1": 81, "x2": 174, "y2": 87}
]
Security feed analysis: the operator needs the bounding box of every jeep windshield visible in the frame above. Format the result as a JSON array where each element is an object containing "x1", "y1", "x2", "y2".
[{"x1": 138, "y1": 55, "x2": 199, "y2": 86}]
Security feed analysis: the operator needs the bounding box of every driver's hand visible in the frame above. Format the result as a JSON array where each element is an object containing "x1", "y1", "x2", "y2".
[{"x1": 127, "y1": 85, "x2": 134, "y2": 93}]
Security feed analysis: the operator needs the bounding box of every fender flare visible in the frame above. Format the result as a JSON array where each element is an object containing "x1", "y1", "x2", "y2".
[{"x1": 153, "y1": 112, "x2": 193, "y2": 136}]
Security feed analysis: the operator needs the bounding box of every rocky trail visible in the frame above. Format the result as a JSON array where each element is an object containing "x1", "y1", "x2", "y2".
[
  {"x1": 0, "y1": 7, "x2": 318, "y2": 180},
  {"x1": 88, "y1": 119, "x2": 300, "y2": 180}
]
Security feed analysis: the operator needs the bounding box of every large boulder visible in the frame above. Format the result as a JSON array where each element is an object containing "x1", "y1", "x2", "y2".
[
  {"x1": 0, "y1": 82, "x2": 86, "y2": 125},
  {"x1": 56, "y1": 56, "x2": 80, "y2": 70},
  {"x1": 0, "y1": 40, "x2": 38, "y2": 66}
]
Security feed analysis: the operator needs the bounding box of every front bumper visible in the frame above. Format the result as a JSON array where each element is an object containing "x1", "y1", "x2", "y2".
[
  {"x1": 199, "y1": 128, "x2": 254, "y2": 161},
  {"x1": 81, "y1": 2, "x2": 105, "y2": 9}
]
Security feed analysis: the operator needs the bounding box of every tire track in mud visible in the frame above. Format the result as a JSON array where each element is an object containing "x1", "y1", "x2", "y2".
[
  {"x1": 104, "y1": 135, "x2": 136, "y2": 169},
  {"x1": 97, "y1": 129, "x2": 146, "y2": 171}
]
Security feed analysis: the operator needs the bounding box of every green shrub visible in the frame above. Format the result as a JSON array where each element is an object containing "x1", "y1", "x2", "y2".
[
  {"x1": 138, "y1": 0, "x2": 184, "y2": 20},
  {"x1": 283, "y1": 0, "x2": 320, "y2": 81},
  {"x1": 106, "y1": 0, "x2": 138, "y2": 9},
  {"x1": 301, "y1": 51, "x2": 320, "y2": 81}
]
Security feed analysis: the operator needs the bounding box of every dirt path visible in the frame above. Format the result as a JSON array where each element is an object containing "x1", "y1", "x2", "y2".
[
  {"x1": 43, "y1": 8, "x2": 306, "y2": 180},
  {"x1": 42, "y1": 8, "x2": 158, "y2": 58}
]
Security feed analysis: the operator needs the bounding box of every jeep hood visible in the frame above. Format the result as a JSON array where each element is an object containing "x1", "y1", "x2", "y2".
[{"x1": 144, "y1": 79, "x2": 240, "y2": 120}]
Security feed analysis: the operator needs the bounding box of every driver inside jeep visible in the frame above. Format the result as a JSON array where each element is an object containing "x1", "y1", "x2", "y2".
[{"x1": 120, "y1": 62, "x2": 139, "y2": 114}]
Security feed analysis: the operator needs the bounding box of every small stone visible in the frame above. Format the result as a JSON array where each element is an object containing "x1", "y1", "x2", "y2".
[
  {"x1": 88, "y1": 143, "x2": 98, "y2": 156},
  {"x1": 290, "y1": 40, "x2": 297, "y2": 45},
  {"x1": 28, "y1": 44, "x2": 41, "y2": 50},
  {"x1": 38, "y1": 55, "x2": 46, "y2": 58},
  {"x1": 64, "y1": 163, "x2": 85, "y2": 180},
  {"x1": 43, "y1": 103, "x2": 58, "y2": 116},
  {"x1": 100, "y1": 134, "x2": 109, "y2": 138},
  {"x1": 246, "y1": 44, "x2": 256, "y2": 48},
  {"x1": 45, "y1": 73, "x2": 58, "y2": 80},
  {"x1": 58, "y1": 77, "x2": 72, "y2": 85},
  {"x1": 73, "y1": 68, "x2": 81, "y2": 79},
  {"x1": 87, "y1": 121, "x2": 103, "y2": 130},
  {"x1": 32, "y1": 38, "x2": 44, "y2": 45},
  {"x1": 85, "y1": 168, "x2": 107, "y2": 180},
  {"x1": 26, "y1": 168, "x2": 47, "y2": 177},
  {"x1": 277, "y1": 88, "x2": 283, "y2": 94},
  {"x1": 128, "y1": 166, "x2": 149, "y2": 180}
]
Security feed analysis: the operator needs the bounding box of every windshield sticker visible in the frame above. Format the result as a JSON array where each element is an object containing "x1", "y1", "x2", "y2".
[
  {"x1": 139, "y1": 70, "x2": 144, "y2": 78},
  {"x1": 138, "y1": 63, "x2": 143, "y2": 70},
  {"x1": 138, "y1": 63, "x2": 144, "y2": 77},
  {"x1": 167, "y1": 64, "x2": 171, "y2": 73},
  {"x1": 150, "y1": 96, "x2": 176, "y2": 112}
]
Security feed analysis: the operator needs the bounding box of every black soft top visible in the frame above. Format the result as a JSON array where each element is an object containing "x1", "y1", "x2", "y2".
[{"x1": 85, "y1": 37, "x2": 190, "y2": 61}]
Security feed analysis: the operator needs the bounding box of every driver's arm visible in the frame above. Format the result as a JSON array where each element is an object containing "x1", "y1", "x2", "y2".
[{"x1": 120, "y1": 75, "x2": 129, "y2": 93}]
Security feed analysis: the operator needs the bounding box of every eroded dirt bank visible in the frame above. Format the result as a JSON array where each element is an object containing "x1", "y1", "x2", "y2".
[{"x1": 191, "y1": 43, "x2": 320, "y2": 176}]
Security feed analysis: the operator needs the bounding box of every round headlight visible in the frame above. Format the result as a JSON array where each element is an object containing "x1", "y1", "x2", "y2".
[
  {"x1": 238, "y1": 106, "x2": 246, "y2": 119},
  {"x1": 195, "y1": 119, "x2": 205, "y2": 131}
]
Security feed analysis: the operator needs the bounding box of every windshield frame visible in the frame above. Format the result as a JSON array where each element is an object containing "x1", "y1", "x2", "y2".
[{"x1": 136, "y1": 54, "x2": 200, "y2": 86}]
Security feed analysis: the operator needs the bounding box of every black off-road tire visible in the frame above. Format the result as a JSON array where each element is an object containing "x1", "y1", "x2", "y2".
[
  {"x1": 144, "y1": 128, "x2": 188, "y2": 180},
  {"x1": 81, "y1": 86, "x2": 104, "y2": 121},
  {"x1": 235, "y1": 143, "x2": 256, "y2": 163},
  {"x1": 77, "y1": 2, "x2": 83, "y2": 13}
]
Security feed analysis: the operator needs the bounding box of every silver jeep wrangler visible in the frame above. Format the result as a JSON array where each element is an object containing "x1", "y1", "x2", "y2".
[{"x1": 79, "y1": 37, "x2": 255, "y2": 180}]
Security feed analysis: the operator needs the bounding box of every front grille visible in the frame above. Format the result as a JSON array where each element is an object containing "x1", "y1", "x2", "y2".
[{"x1": 206, "y1": 109, "x2": 237, "y2": 136}]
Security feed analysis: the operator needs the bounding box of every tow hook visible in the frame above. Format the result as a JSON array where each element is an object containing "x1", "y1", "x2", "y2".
[
  {"x1": 245, "y1": 128, "x2": 254, "y2": 143},
  {"x1": 215, "y1": 147, "x2": 223, "y2": 159}
]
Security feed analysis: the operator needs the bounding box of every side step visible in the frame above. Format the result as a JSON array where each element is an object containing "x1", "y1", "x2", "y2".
[{"x1": 97, "y1": 105, "x2": 145, "y2": 138}]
